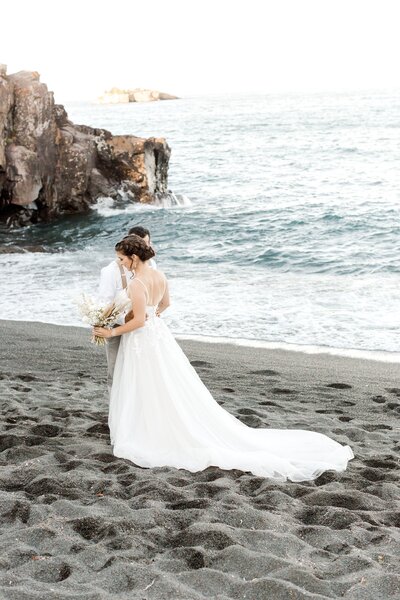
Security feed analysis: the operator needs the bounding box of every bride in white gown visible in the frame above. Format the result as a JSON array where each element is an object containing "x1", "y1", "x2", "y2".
[{"x1": 94, "y1": 235, "x2": 353, "y2": 482}]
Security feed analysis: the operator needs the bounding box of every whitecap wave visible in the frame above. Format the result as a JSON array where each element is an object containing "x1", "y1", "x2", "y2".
[
  {"x1": 155, "y1": 192, "x2": 192, "y2": 207},
  {"x1": 92, "y1": 192, "x2": 192, "y2": 217}
]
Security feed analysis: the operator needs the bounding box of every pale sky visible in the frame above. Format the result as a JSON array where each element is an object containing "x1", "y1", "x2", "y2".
[{"x1": 1, "y1": 0, "x2": 399, "y2": 102}]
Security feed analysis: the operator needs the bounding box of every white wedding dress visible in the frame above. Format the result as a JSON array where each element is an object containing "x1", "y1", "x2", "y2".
[{"x1": 109, "y1": 293, "x2": 354, "y2": 482}]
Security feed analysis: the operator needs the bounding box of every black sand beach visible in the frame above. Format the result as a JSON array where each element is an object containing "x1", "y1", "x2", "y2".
[{"x1": 0, "y1": 320, "x2": 399, "y2": 599}]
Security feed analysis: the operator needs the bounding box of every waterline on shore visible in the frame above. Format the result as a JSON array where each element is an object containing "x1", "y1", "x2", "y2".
[
  {"x1": 176, "y1": 333, "x2": 400, "y2": 363},
  {"x1": 2, "y1": 316, "x2": 399, "y2": 364}
]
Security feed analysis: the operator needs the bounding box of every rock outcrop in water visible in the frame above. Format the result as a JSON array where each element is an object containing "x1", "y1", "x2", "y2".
[
  {"x1": 0, "y1": 66, "x2": 171, "y2": 226},
  {"x1": 98, "y1": 87, "x2": 179, "y2": 104}
]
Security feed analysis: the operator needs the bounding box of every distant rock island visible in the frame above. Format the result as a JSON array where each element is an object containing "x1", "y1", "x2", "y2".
[
  {"x1": 98, "y1": 88, "x2": 179, "y2": 104},
  {"x1": 0, "y1": 66, "x2": 171, "y2": 227}
]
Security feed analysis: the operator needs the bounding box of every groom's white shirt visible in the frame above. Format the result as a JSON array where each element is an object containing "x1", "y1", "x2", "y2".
[
  {"x1": 98, "y1": 261, "x2": 132, "y2": 303},
  {"x1": 98, "y1": 258, "x2": 157, "y2": 324}
]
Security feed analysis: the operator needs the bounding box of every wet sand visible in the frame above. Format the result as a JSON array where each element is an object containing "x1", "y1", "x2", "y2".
[{"x1": 0, "y1": 320, "x2": 399, "y2": 599}]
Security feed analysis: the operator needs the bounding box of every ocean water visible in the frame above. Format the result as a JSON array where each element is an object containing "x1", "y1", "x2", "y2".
[{"x1": 1, "y1": 92, "x2": 399, "y2": 360}]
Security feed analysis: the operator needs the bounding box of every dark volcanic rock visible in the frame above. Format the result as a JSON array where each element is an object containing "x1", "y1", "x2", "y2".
[{"x1": 0, "y1": 66, "x2": 171, "y2": 226}]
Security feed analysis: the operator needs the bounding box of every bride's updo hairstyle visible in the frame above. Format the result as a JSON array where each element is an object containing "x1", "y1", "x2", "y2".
[{"x1": 115, "y1": 234, "x2": 155, "y2": 262}]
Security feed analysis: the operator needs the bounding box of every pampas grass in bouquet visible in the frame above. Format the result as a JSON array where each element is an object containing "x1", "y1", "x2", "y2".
[{"x1": 76, "y1": 293, "x2": 131, "y2": 345}]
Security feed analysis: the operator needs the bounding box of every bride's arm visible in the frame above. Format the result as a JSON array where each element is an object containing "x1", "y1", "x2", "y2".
[
  {"x1": 157, "y1": 280, "x2": 170, "y2": 315},
  {"x1": 93, "y1": 281, "x2": 146, "y2": 338}
]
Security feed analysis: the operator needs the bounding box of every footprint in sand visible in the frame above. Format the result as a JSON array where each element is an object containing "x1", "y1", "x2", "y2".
[
  {"x1": 238, "y1": 414, "x2": 265, "y2": 427},
  {"x1": 168, "y1": 528, "x2": 235, "y2": 550},
  {"x1": 372, "y1": 395, "x2": 386, "y2": 403},
  {"x1": 167, "y1": 476, "x2": 192, "y2": 488},
  {"x1": 362, "y1": 424, "x2": 392, "y2": 432},
  {"x1": 69, "y1": 544, "x2": 84, "y2": 554},
  {"x1": 326, "y1": 383, "x2": 353, "y2": 390},
  {"x1": 364, "y1": 457, "x2": 397, "y2": 470},
  {"x1": 190, "y1": 360, "x2": 213, "y2": 369},
  {"x1": 72, "y1": 517, "x2": 105, "y2": 541},
  {"x1": 0, "y1": 434, "x2": 22, "y2": 452},
  {"x1": 167, "y1": 547, "x2": 206, "y2": 570},
  {"x1": 3, "y1": 500, "x2": 31, "y2": 524},
  {"x1": 185, "y1": 549, "x2": 206, "y2": 570},
  {"x1": 322, "y1": 540, "x2": 352, "y2": 554},
  {"x1": 16, "y1": 374, "x2": 37, "y2": 382},
  {"x1": 25, "y1": 435, "x2": 46, "y2": 447},
  {"x1": 167, "y1": 499, "x2": 209, "y2": 510},
  {"x1": 32, "y1": 562, "x2": 72, "y2": 583},
  {"x1": 30, "y1": 424, "x2": 61, "y2": 437},
  {"x1": 11, "y1": 384, "x2": 31, "y2": 392},
  {"x1": 314, "y1": 471, "x2": 337, "y2": 486},
  {"x1": 86, "y1": 422, "x2": 109, "y2": 435},
  {"x1": 60, "y1": 460, "x2": 82, "y2": 472},
  {"x1": 96, "y1": 557, "x2": 117, "y2": 571},
  {"x1": 298, "y1": 506, "x2": 360, "y2": 529},
  {"x1": 361, "y1": 468, "x2": 385, "y2": 482},
  {"x1": 91, "y1": 453, "x2": 118, "y2": 464},
  {"x1": 237, "y1": 408, "x2": 261, "y2": 416},
  {"x1": 386, "y1": 387, "x2": 400, "y2": 397},
  {"x1": 271, "y1": 388, "x2": 295, "y2": 395},
  {"x1": 248, "y1": 369, "x2": 280, "y2": 377}
]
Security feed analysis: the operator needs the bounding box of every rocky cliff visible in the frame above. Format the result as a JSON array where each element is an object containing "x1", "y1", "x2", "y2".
[{"x1": 0, "y1": 66, "x2": 171, "y2": 226}]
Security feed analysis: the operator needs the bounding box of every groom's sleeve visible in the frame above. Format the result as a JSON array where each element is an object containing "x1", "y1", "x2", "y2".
[{"x1": 98, "y1": 264, "x2": 117, "y2": 302}]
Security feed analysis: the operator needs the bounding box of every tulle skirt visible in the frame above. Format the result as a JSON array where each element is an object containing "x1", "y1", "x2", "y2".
[{"x1": 109, "y1": 314, "x2": 353, "y2": 482}]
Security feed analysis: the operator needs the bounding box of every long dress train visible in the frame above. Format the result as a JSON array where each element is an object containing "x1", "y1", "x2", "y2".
[{"x1": 109, "y1": 303, "x2": 353, "y2": 482}]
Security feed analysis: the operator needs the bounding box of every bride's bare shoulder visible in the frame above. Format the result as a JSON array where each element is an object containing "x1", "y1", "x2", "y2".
[{"x1": 153, "y1": 269, "x2": 168, "y2": 282}]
